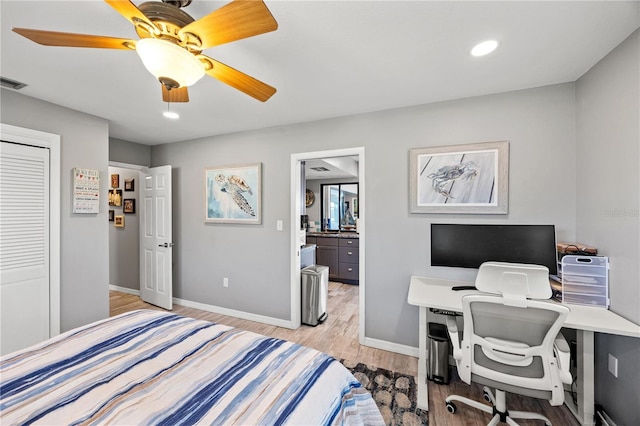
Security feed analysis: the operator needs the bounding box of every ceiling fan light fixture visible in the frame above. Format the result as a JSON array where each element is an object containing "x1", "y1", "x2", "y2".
[{"x1": 136, "y1": 38, "x2": 204, "y2": 87}]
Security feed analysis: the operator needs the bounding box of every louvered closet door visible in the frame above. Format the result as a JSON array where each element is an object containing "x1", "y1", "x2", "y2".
[{"x1": 0, "y1": 141, "x2": 50, "y2": 355}]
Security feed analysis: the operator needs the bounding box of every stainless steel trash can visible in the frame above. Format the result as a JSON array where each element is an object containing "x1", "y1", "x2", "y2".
[
  {"x1": 427, "y1": 322, "x2": 449, "y2": 384},
  {"x1": 301, "y1": 265, "x2": 328, "y2": 326}
]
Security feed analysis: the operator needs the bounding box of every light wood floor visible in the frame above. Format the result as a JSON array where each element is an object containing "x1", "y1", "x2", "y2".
[{"x1": 110, "y1": 283, "x2": 578, "y2": 426}]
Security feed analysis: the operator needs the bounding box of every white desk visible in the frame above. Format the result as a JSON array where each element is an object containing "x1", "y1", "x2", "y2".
[{"x1": 408, "y1": 275, "x2": 640, "y2": 426}]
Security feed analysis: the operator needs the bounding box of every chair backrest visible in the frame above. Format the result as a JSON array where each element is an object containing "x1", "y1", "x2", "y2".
[
  {"x1": 457, "y1": 262, "x2": 570, "y2": 402},
  {"x1": 475, "y1": 261, "x2": 552, "y2": 306}
]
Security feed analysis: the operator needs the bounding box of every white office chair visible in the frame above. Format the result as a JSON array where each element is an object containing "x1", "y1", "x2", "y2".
[{"x1": 445, "y1": 262, "x2": 572, "y2": 426}]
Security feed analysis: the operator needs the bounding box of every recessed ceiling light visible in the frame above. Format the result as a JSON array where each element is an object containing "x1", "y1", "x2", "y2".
[
  {"x1": 163, "y1": 110, "x2": 180, "y2": 119},
  {"x1": 471, "y1": 40, "x2": 498, "y2": 57}
]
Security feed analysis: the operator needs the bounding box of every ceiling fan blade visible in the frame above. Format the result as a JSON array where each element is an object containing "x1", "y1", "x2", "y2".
[
  {"x1": 200, "y1": 55, "x2": 276, "y2": 102},
  {"x1": 12, "y1": 28, "x2": 136, "y2": 49},
  {"x1": 104, "y1": 0, "x2": 157, "y2": 31},
  {"x1": 162, "y1": 85, "x2": 190, "y2": 103},
  {"x1": 179, "y1": 0, "x2": 277, "y2": 49}
]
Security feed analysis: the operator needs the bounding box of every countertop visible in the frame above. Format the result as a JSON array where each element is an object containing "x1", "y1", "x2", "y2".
[{"x1": 306, "y1": 232, "x2": 359, "y2": 239}]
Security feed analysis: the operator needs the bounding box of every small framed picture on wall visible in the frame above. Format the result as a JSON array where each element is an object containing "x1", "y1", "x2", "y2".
[
  {"x1": 114, "y1": 215, "x2": 125, "y2": 228},
  {"x1": 108, "y1": 189, "x2": 122, "y2": 206},
  {"x1": 124, "y1": 178, "x2": 135, "y2": 191},
  {"x1": 111, "y1": 174, "x2": 120, "y2": 188},
  {"x1": 123, "y1": 199, "x2": 135, "y2": 214},
  {"x1": 108, "y1": 210, "x2": 114, "y2": 222}
]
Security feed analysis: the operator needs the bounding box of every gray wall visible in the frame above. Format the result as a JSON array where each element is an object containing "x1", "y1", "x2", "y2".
[
  {"x1": 152, "y1": 135, "x2": 293, "y2": 318},
  {"x1": 109, "y1": 137, "x2": 151, "y2": 167},
  {"x1": 575, "y1": 30, "x2": 639, "y2": 426},
  {"x1": 152, "y1": 82, "x2": 577, "y2": 342},
  {"x1": 108, "y1": 166, "x2": 140, "y2": 291},
  {"x1": 1, "y1": 89, "x2": 110, "y2": 331}
]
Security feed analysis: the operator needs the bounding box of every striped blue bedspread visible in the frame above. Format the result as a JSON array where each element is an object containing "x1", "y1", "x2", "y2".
[{"x1": 1, "y1": 310, "x2": 383, "y2": 425}]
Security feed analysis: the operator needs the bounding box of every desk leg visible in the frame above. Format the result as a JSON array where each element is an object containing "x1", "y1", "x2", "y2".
[
  {"x1": 417, "y1": 306, "x2": 429, "y2": 410},
  {"x1": 576, "y1": 330, "x2": 595, "y2": 426}
]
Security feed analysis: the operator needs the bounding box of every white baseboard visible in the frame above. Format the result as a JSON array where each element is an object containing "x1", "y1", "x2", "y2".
[
  {"x1": 110, "y1": 286, "x2": 294, "y2": 329},
  {"x1": 362, "y1": 336, "x2": 419, "y2": 358},
  {"x1": 109, "y1": 287, "x2": 415, "y2": 355},
  {"x1": 109, "y1": 285, "x2": 140, "y2": 296},
  {"x1": 173, "y1": 297, "x2": 295, "y2": 329}
]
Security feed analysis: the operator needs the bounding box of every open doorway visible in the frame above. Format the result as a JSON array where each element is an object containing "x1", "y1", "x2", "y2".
[
  {"x1": 108, "y1": 162, "x2": 145, "y2": 296},
  {"x1": 108, "y1": 162, "x2": 174, "y2": 310},
  {"x1": 290, "y1": 147, "x2": 365, "y2": 344}
]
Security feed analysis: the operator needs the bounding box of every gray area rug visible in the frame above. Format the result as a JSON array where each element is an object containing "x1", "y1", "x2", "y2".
[{"x1": 340, "y1": 359, "x2": 428, "y2": 426}]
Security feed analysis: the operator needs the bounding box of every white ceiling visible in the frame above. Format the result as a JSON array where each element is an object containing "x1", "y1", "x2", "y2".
[
  {"x1": 305, "y1": 156, "x2": 358, "y2": 180},
  {"x1": 2, "y1": 1, "x2": 639, "y2": 146}
]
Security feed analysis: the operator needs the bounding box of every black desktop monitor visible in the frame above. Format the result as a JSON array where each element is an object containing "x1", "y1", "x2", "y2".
[{"x1": 430, "y1": 224, "x2": 557, "y2": 275}]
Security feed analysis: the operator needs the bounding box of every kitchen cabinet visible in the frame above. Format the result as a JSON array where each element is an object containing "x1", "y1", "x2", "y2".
[
  {"x1": 307, "y1": 237, "x2": 338, "y2": 280},
  {"x1": 338, "y1": 238, "x2": 359, "y2": 284},
  {"x1": 307, "y1": 235, "x2": 358, "y2": 285}
]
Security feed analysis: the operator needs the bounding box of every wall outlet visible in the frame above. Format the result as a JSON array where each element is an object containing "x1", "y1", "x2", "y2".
[
  {"x1": 608, "y1": 353, "x2": 618, "y2": 378},
  {"x1": 223, "y1": 277, "x2": 229, "y2": 288}
]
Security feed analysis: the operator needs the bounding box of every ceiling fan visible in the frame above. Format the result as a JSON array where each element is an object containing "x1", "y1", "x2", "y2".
[{"x1": 12, "y1": 0, "x2": 278, "y2": 102}]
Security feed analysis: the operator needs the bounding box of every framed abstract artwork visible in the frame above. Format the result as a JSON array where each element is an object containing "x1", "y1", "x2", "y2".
[
  {"x1": 204, "y1": 163, "x2": 262, "y2": 224},
  {"x1": 409, "y1": 141, "x2": 509, "y2": 214}
]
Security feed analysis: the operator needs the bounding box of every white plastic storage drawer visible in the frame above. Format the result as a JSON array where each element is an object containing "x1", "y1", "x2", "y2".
[
  {"x1": 562, "y1": 293, "x2": 609, "y2": 307},
  {"x1": 561, "y1": 255, "x2": 609, "y2": 308}
]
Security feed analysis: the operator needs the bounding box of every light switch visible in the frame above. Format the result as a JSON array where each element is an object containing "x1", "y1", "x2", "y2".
[{"x1": 276, "y1": 220, "x2": 283, "y2": 231}]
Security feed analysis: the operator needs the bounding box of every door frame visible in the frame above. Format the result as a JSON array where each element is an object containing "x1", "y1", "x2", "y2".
[
  {"x1": 108, "y1": 161, "x2": 147, "y2": 295},
  {"x1": 290, "y1": 147, "x2": 365, "y2": 344},
  {"x1": 1, "y1": 123, "x2": 60, "y2": 337},
  {"x1": 108, "y1": 162, "x2": 173, "y2": 310}
]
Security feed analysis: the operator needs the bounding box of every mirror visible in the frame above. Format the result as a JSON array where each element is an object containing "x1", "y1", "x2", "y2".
[{"x1": 320, "y1": 183, "x2": 359, "y2": 231}]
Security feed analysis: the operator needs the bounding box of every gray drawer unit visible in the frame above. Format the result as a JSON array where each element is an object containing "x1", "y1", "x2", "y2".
[
  {"x1": 339, "y1": 246, "x2": 359, "y2": 264},
  {"x1": 338, "y1": 237, "x2": 359, "y2": 284},
  {"x1": 338, "y1": 262, "x2": 359, "y2": 281},
  {"x1": 306, "y1": 235, "x2": 359, "y2": 285},
  {"x1": 339, "y1": 237, "x2": 359, "y2": 248},
  {"x1": 316, "y1": 237, "x2": 339, "y2": 246}
]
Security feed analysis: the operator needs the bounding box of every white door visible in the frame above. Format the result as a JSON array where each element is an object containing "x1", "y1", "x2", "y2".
[
  {"x1": 0, "y1": 141, "x2": 50, "y2": 355},
  {"x1": 140, "y1": 165, "x2": 173, "y2": 310}
]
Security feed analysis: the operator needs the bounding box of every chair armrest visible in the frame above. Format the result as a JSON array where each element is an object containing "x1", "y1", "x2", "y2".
[
  {"x1": 445, "y1": 316, "x2": 462, "y2": 361},
  {"x1": 554, "y1": 333, "x2": 572, "y2": 384}
]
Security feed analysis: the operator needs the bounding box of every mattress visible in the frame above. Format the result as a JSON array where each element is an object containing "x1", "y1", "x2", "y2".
[{"x1": 0, "y1": 310, "x2": 383, "y2": 425}]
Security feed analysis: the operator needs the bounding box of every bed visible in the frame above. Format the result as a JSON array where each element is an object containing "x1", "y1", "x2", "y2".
[{"x1": 0, "y1": 310, "x2": 383, "y2": 425}]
